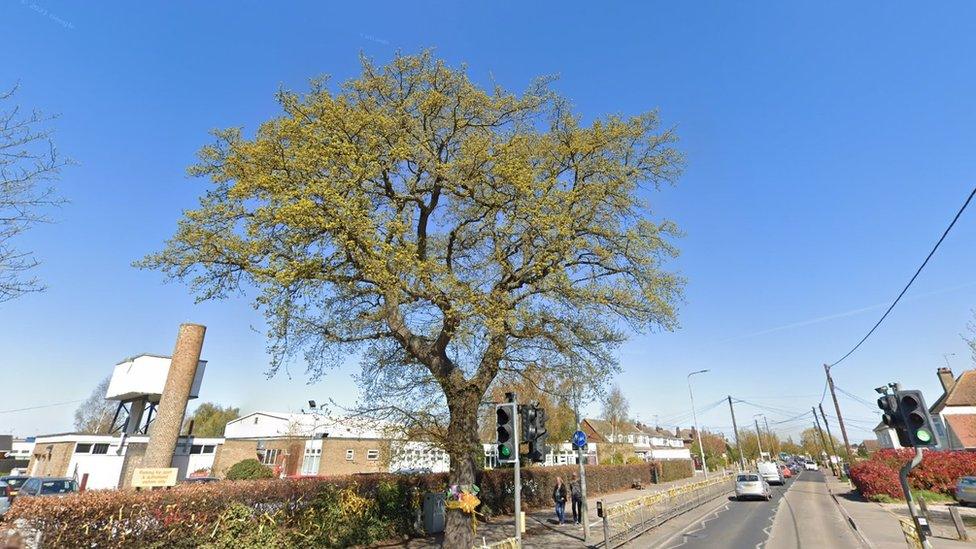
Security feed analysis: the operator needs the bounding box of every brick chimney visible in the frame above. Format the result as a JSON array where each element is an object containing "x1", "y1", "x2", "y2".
[{"x1": 938, "y1": 367, "x2": 956, "y2": 394}]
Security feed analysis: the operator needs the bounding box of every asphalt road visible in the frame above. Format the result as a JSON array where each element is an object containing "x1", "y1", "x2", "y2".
[
  {"x1": 647, "y1": 469, "x2": 864, "y2": 549},
  {"x1": 654, "y1": 475, "x2": 792, "y2": 549},
  {"x1": 765, "y1": 470, "x2": 862, "y2": 549}
]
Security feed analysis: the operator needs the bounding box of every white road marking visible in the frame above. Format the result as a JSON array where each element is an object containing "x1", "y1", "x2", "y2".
[{"x1": 656, "y1": 498, "x2": 731, "y2": 549}]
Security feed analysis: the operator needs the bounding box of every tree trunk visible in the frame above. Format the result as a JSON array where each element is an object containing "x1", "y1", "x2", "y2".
[{"x1": 443, "y1": 390, "x2": 482, "y2": 549}]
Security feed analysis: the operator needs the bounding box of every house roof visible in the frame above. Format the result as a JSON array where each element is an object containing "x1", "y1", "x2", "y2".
[
  {"x1": 945, "y1": 414, "x2": 976, "y2": 448},
  {"x1": 859, "y1": 440, "x2": 880, "y2": 452},
  {"x1": 581, "y1": 419, "x2": 682, "y2": 444},
  {"x1": 945, "y1": 371, "x2": 976, "y2": 407}
]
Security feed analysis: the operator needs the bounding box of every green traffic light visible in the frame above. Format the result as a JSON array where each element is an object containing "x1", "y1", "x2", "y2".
[
  {"x1": 916, "y1": 429, "x2": 932, "y2": 443},
  {"x1": 499, "y1": 445, "x2": 511, "y2": 457}
]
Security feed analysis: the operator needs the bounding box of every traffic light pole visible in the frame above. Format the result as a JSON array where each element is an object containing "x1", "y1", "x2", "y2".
[
  {"x1": 901, "y1": 447, "x2": 932, "y2": 549},
  {"x1": 510, "y1": 392, "x2": 522, "y2": 545},
  {"x1": 824, "y1": 364, "x2": 854, "y2": 461},
  {"x1": 728, "y1": 396, "x2": 746, "y2": 470}
]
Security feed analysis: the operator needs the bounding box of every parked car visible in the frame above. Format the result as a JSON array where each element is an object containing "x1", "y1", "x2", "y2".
[
  {"x1": 780, "y1": 464, "x2": 793, "y2": 479},
  {"x1": 758, "y1": 461, "x2": 784, "y2": 485},
  {"x1": 17, "y1": 477, "x2": 79, "y2": 498},
  {"x1": 182, "y1": 477, "x2": 220, "y2": 484},
  {"x1": 956, "y1": 476, "x2": 976, "y2": 505},
  {"x1": 735, "y1": 473, "x2": 771, "y2": 501},
  {"x1": 0, "y1": 481, "x2": 10, "y2": 516},
  {"x1": 804, "y1": 460, "x2": 818, "y2": 471},
  {"x1": 0, "y1": 476, "x2": 29, "y2": 500}
]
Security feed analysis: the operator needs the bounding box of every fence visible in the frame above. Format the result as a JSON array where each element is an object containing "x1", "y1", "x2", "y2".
[
  {"x1": 597, "y1": 473, "x2": 734, "y2": 548},
  {"x1": 477, "y1": 537, "x2": 519, "y2": 549}
]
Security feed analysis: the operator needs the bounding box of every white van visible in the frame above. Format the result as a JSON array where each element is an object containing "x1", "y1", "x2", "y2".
[{"x1": 758, "y1": 461, "x2": 784, "y2": 485}]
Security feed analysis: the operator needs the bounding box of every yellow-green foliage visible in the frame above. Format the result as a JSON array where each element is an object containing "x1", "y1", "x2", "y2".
[{"x1": 140, "y1": 50, "x2": 684, "y2": 547}]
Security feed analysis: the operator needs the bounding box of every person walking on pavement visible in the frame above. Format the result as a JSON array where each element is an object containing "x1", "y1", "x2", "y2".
[
  {"x1": 570, "y1": 473, "x2": 583, "y2": 525},
  {"x1": 553, "y1": 476, "x2": 568, "y2": 525}
]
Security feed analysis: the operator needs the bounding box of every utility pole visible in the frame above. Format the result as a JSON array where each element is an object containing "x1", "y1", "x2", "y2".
[
  {"x1": 818, "y1": 404, "x2": 842, "y2": 477},
  {"x1": 728, "y1": 396, "x2": 745, "y2": 470},
  {"x1": 754, "y1": 418, "x2": 765, "y2": 461},
  {"x1": 812, "y1": 407, "x2": 836, "y2": 475},
  {"x1": 688, "y1": 369, "x2": 710, "y2": 478},
  {"x1": 763, "y1": 416, "x2": 774, "y2": 457},
  {"x1": 824, "y1": 364, "x2": 854, "y2": 461}
]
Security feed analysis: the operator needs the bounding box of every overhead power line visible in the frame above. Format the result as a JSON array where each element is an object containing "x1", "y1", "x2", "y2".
[
  {"x1": 0, "y1": 399, "x2": 84, "y2": 414},
  {"x1": 830, "y1": 184, "x2": 976, "y2": 369}
]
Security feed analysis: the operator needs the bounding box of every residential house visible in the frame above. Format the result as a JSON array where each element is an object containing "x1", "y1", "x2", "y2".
[
  {"x1": 929, "y1": 367, "x2": 976, "y2": 450},
  {"x1": 580, "y1": 418, "x2": 690, "y2": 463}
]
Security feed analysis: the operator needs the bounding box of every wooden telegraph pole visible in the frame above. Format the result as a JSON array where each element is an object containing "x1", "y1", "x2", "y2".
[{"x1": 824, "y1": 364, "x2": 854, "y2": 460}]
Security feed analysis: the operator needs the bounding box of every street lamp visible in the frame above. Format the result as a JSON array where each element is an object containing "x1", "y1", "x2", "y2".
[{"x1": 687, "y1": 369, "x2": 710, "y2": 479}]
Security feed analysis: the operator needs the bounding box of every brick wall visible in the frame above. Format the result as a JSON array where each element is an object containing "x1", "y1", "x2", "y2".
[
  {"x1": 27, "y1": 442, "x2": 74, "y2": 478},
  {"x1": 118, "y1": 442, "x2": 147, "y2": 489},
  {"x1": 319, "y1": 438, "x2": 390, "y2": 476},
  {"x1": 212, "y1": 439, "x2": 303, "y2": 478}
]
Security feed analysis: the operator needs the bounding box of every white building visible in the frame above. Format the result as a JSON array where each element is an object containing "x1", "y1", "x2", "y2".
[{"x1": 27, "y1": 433, "x2": 223, "y2": 490}]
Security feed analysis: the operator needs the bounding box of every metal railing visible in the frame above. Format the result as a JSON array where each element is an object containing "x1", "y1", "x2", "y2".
[
  {"x1": 477, "y1": 537, "x2": 519, "y2": 549},
  {"x1": 598, "y1": 473, "x2": 734, "y2": 548}
]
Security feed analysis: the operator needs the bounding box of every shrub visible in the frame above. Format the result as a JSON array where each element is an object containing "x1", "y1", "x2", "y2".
[
  {"x1": 655, "y1": 460, "x2": 694, "y2": 483},
  {"x1": 850, "y1": 449, "x2": 976, "y2": 500},
  {"x1": 1, "y1": 461, "x2": 692, "y2": 547},
  {"x1": 225, "y1": 459, "x2": 275, "y2": 480}
]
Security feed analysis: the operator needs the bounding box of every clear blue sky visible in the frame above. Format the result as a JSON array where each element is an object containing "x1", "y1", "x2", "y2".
[{"x1": 3, "y1": 1, "x2": 976, "y2": 444}]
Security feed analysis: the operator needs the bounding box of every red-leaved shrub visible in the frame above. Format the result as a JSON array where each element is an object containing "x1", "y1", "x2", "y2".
[{"x1": 850, "y1": 449, "x2": 976, "y2": 499}]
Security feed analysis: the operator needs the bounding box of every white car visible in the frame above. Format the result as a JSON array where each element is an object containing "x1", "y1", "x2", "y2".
[
  {"x1": 804, "y1": 460, "x2": 818, "y2": 471},
  {"x1": 735, "y1": 473, "x2": 771, "y2": 501},
  {"x1": 758, "y1": 461, "x2": 784, "y2": 485}
]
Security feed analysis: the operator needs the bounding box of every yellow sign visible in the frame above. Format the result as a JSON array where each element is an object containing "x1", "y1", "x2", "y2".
[{"x1": 132, "y1": 467, "x2": 178, "y2": 488}]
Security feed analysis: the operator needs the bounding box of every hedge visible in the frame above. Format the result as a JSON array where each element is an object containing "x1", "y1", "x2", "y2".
[
  {"x1": 850, "y1": 449, "x2": 976, "y2": 500},
  {"x1": 2, "y1": 460, "x2": 691, "y2": 547}
]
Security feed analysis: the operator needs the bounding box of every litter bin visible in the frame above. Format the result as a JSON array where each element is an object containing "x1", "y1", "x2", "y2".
[{"x1": 423, "y1": 492, "x2": 446, "y2": 534}]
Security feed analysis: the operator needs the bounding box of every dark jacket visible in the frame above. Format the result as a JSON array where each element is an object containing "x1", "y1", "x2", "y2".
[
  {"x1": 553, "y1": 483, "x2": 568, "y2": 503},
  {"x1": 570, "y1": 479, "x2": 582, "y2": 499}
]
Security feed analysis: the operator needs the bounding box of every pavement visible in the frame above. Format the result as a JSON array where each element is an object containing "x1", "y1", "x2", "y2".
[
  {"x1": 382, "y1": 468, "x2": 976, "y2": 548},
  {"x1": 766, "y1": 470, "x2": 864, "y2": 549},
  {"x1": 386, "y1": 473, "x2": 706, "y2": 548},
  {"x1": 822, "y1": 473, "x2": 974, "y2": 548}
]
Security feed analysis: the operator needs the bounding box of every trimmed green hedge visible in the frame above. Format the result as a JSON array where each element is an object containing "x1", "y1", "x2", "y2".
[{"x1": 3, "y1": 460, "x2": 692, "y2": 547}]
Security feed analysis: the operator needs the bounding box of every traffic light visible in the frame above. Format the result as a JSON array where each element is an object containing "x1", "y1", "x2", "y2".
[
  {"x1": 525, "y1": 404, "x2": 548, "y2": 463},
  {"x1": 878, "y1": 393, "x2": 911, "y2": 447},
  {"x1": 520, "y1": 405, "x2": 537, "y2": 444},
  {"x1": 496, "y1": 403, "x2": 518, "y2": 464},
  {"x1": 896, "y1": 390, "x2": 938, "y2": 448}
]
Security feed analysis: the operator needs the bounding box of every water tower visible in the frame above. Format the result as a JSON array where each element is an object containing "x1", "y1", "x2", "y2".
[{"x1": 105, "y1": 352, "x2": 207, "y2": 435}]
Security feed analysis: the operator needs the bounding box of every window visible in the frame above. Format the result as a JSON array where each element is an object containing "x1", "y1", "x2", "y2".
[
  {"x1": 261, "y1": 448, "x2": 280, "y2": 465},
  {"x1": 75, "y1": 443, "x2": 92, "y2": 453},
  {"x1": 40, "y1": 480, "x2": 78, "y2": 495},
  {"x1": 345, "y1": 449, "x2": 354, "y2": 461},
  {"x1": 203, "y1": 445, "x2": 215, "y2": 454},
  {"x1": 92, "y1": 444, "x2": 109, "y2": 455},
  {"x1": 254, "y1": 417, "x2": 259, "y2": 424},
  {"x1": 367, "y1": 449, "x2": 379, "y2": 461}
]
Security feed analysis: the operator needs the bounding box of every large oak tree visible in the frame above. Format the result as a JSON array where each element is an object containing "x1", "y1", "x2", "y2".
[{"x1": 141, "y1": 52, "x2": 683, "y2": 547}]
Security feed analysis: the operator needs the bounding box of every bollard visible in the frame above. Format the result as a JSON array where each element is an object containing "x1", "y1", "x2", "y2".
[{"x1": 949, "y1": 506, "x2": 969, "y2": 541}]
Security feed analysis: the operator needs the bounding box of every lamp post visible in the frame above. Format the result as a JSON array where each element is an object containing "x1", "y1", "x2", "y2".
[{"x1": 687, "y1": 369, "x2": 710, "y2": 478}]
